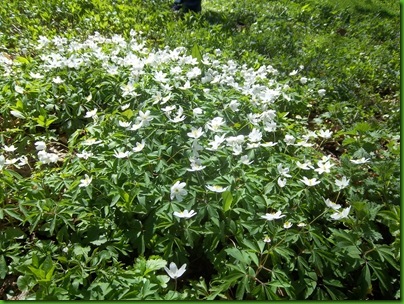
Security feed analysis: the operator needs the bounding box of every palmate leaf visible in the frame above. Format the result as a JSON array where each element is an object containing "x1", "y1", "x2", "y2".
[
  {"x1": 373, "y1": 245, "x2": 400, "y2": 271},
  {"x1": 368, "y1": 260, "x2": 392, "y2": 293}
]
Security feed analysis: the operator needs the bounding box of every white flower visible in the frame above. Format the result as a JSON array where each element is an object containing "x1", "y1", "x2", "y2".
[
  {"x1": 52, "y1": 76, "x2": 64, "y2": 84},
  {"x1": 10, "y1": 110, "x2": 25, "y2": 119},
  {"x1": 193, "y1": 107, "x2": 203, "y2": 116},
  {"x1": 77, "y1": 151, "x2": 93, "y2": 159},
  {"x1": 261, "y1": 211, "x2": 286, "y2": 221},
  {"x1": 300, "y1": 77, "x2": 308, "y2": 84},
  {"x1": 121, "y1": 82, "x2": 139, "y2": 97},
  {"x1": 162, "y1": 105, "x2": 176, "y2": 113},
  {"x1": 17, "y1": 156, "x2": 28, "y2": 166},
  {"x1": 118, "y1": 121, "x2": 131, "y2": 128},
  {"x1": 318, "y1": 89, "x2": 326, "y2": 97},
  {"x1": 314, "y1": 161, "x2": 334, "y2": 174},
  {"x1": 187, "y1": 161, "x2": 206, "y2": 172},
  {"x1": 164, "y1": 262, "x2": 186, "y2": 279},
  {"x1": 84, "y1": 108, "x2": 98, "y2": 118},
  {"x1": 297, "y1": 223, "x2": 307, "y2": 227},
  {"x1": 226, "y1": 135, "x2": 244, "y2": 146},
  {"x1": 289, "y1": 69, "x2": 298, "y2": 76},
  {"x1": 246, "y1": 142, "x2": 260, "y2": 150},
  {"x1": 3, "y1": 145, "x2": 17, "y2": 152},
  {"x1": 264, "y1": 120, "x2": 277, "y2": 132},
  {"x1": 207, "y1": 134, "x2": 226, "y2": 151},
  {"x1": 277, "y1": 177, "x2": 287, "y2": 188},
  {"x1": 170, "y1": 181, "x2": 187, "y2": 201},
  {"x1": 82, "y1": 138, "x2": 102, "y2": 146},
  {"x1": 335, "y1": 176, "x2": 350, "y2": 190},
  {"x1": 30, "y1": 72, "x2": 44, "y2": 79},
  {"x1": 261, "y1": 141, "x2": 277, "y2": 147},
  {"x1": 239, "y1": 155, "x2": 253, "y2": 165},
  {"x1": 284, "y1": 134, "x2": 296, "y2": 145},
  {"x1": 169, "y1": 106, "x2": 186, "y2": 123},
  {"x1": 232, "y1": 144, "x2": 243, "y2": 156},
  {"x1": 34, "y1": 141, "x2": 46, "y2": 151},
  {"x1": 79, "y1": 174, "x2": 92, "y2": 188},
  {"x1": 247, "y1": 113, "x2": 261, "y2": 125},
  {"x1": 130, "y1": 122, "x2": 143, "y2": 131},
  {"x1": 295, "y1": 140, "x2": 314, "y2": 147},
  {"x1": 323, "y1": 198, "x2": 341, "y2": 210},
  {"x1": 173, "y1": 209, "x2": 197, "y2": 219},
  {"x1": 0, "y1": 155, "x2": 5, "y2": 167},
  {"x1": 179, "y1": 80, "x2": 192, "y2": 90},
  {"x1": 263, "y1": 235, "x2": 271, "y2": 243},
  {"x1": 187, "y1": 127, "x2": 204, "y2": 139},
  {"x1": 206, "y1": 117, "x2": 225, "y2": 132},
  {"x1": 5, "y1": 158, "x2": 18, "y2": 165},
  {"x1": 330, "y1": 206, "x2": 351, "y2": 220},
  {"x1": 132, "y1": 140, "x2": 145, "y2": 152},
  {"x1": 228, "y1": 100, "x2": 240, "y2": 112},
  {"x1": 248, "y1": 128, "x2": 262, "y2": 143},
  {"x1": 300, "y1": 176, "x2": 321, "y2": 186},
  {"x1": 114, "y1": 150, "x2": 130, "y2": 158},
  {"x1": 296, "y1": 161, "x2": 313, "y2": 170},
  {"x1": 137, "y1": 110, "x2": 153, "y2": 127},
  {"x1": 206, "y1": 185, "x2": 228, "y2": 193},
  {"x1": 283, "y1": 221, "x2": 293, "y2": 229},
  {"x1": 186, "y1": 67, "x2": 201, "y2": 79},
  {"x1": 318, "y1": 129, "x2": 333, "y2": 139},
  {"x1": 154, "y1": 71, "x2": 168, "y2": 83},
  {"x1": 86, "y1": 93, "x2": 92, "y2": 102},
  {"x1": 350, "y1": 157, "x2": 370, "y2": 164},
  {"x1": 277, "y1": 164, "x2": 292, "y2": 178},
  {"x1": 14, "y1": 85, "x2": 24, "y2": 94},
  {"x1": 37, "y1": 151, "x2": 59, "y2": 164},
  {"x1": 121, "y1": 104, "x2": 130, "y2": 111}
]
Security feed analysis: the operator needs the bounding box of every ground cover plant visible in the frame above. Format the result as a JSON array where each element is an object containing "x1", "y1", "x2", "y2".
[{"x1": 0, "y1": 0, "x2": 400, "y2": 300}]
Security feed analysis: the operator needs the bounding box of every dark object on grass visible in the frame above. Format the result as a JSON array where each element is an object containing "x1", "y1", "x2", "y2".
[{"x1": 172, "y1": 0, "x2": 202, "y2": 13}]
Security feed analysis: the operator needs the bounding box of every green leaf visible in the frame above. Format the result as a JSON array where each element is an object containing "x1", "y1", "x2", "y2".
[
  {"x1": 17, "y1": 275, "x2": 36, "y2": 292},
  {"x1": 225, "y1": 247, "x2": 249, "y2": 265},
  {"x1": 4, "y1": 208, "x2": 23, "y2": 221},
  {"x1": 0, "y1": 255, "x2": 7, "y2": 279},
  {"x1": 191, "y1": 44, "x2": 203, "y2": 65},
  {"x1": 374, "y1": 245, "x2": 400, "y2": 270},
  {"x1": 73, "y1": 245, "x2": 91, "y2": 257},
  {"x1": 28, "y1": 266, "x2": 46, "y2": 280},
  {"x1": 358, "y1": 264, "x2": 372, "y2": 298},
  {"x1": 145, "y1": 258, "x2": 167, "y2": 275},
  {"x1": 368, "y1": 261, "x2": 391, "y2": 293},
  {"x1": 41, "y1": 256, "x2": 55, "y2": 277},
  {"x1": 222, "y1": 191, "x2": 233, "y2": 212},
  {"x1": 4, "y1": 227, "x2": 26, "y2": 239}
]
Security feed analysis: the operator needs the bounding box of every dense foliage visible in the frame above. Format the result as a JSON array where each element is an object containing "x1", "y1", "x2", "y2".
[{"x1": 0, "y1": 0, "x2": 400, "y2": 300}]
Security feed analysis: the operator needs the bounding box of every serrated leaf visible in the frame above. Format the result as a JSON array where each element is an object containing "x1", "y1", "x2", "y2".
[
  {"x1": 73, "y1": 245, "x2": 91, "y2": 257},
  {"x1": 145, "y1": 259, "x2": 167, "y2": 275}
]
